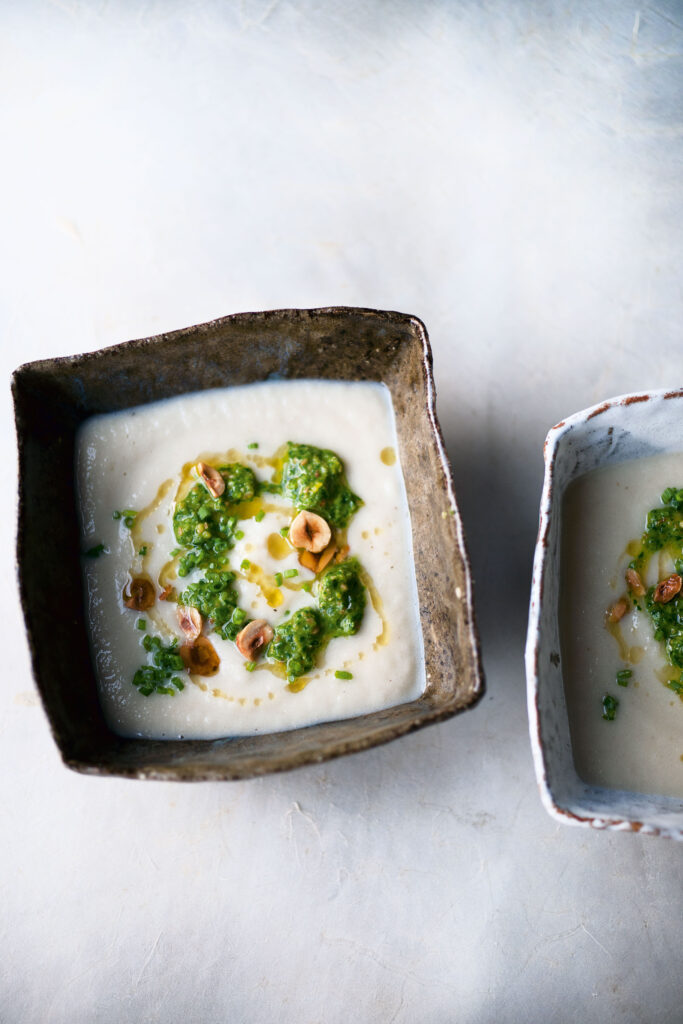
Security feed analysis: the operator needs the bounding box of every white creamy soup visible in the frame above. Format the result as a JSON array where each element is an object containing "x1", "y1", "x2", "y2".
[
  {"x1": 77, "y1": 380, "x2": 425, "y2": 739},
  {"x1": 561, "y1": 453, "x2": 683, "y2": 798}
]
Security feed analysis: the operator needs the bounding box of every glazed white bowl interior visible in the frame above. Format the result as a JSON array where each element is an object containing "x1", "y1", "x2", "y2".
[{"x1": 526, "y1": 389, "x2": 683, "y2": 838}]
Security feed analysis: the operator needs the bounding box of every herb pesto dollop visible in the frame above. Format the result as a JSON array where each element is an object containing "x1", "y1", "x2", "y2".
[
  {"x1": 281, "y1": 442, "x2": 362, "y2": 528},
  {"x1": 172, "y1": 463, "x2": 257, "y2": 576},
  {"x1": 317, "y1": 558, "x2": 366, "y2": 637},
  {"x1": 269, "y1": 607, "x2": 326, "y2": 681}
]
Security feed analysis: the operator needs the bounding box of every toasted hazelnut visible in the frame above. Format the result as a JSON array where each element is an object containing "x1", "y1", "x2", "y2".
[
  {"x1": 299, "y1": 550, "x2": 320, "y2": 572},
  {"x1": 654, "y1": 574, "x2": 682, "y2": 604},
  {"x1": 197, "y1": 461, "x2": 225, "y2": 498},
  {"x1": 316, "y1": 542, "x2": 337, "y2": 572},
  {"x1": 123, "y1": 577, "x2": 155, "y2": 611},
  {"x1": 289, "y1": 511, "x2": 331, "y2": 553},
  {"x1": 180, "y1": 636, "x2": 220, "y2": 676},
  {"x1": 177, "y1": 605, "x2": 202, "y2": 640},
  {"x1": 625, "y1": 568, "x2": 645, "y2": 596},
  {"x1": 607, "y1": 597, "x2": 630, "y2": 624},
  {"x1": 235, "y1": 619, "x2": 274, "y2": 660},
  {"x1": 159, "y1": 585, "x2": 174, "y2": 602}
]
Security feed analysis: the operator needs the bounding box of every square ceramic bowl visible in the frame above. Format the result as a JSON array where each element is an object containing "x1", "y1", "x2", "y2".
[
  {"x1": 526, "y1": 388, "x2": 683, "y2": 838},
  {"x1": 13, "y1": 307, "x2": 483, "y2": 781}
]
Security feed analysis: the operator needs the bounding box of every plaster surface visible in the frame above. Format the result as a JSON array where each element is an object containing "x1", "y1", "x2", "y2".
[{"x1": 2, "y1": 2, "x2": 682, "y2": 1021}]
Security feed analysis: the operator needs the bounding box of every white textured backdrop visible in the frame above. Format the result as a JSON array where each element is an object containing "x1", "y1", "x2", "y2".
[{"x1": 2, "y1": 2, "x2": 682, "y2": 1021}]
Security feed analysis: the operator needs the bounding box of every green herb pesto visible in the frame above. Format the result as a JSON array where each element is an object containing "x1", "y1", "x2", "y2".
[
  {"x1": 621, "y1": 486, "x2": 683, "y2": 698},
  {"x1": 281, "y1": 442, "x2": 362, "y2": 528},
  {"x1": 317, "y1": 558, "x2": 366, "y2": 637},
  {"x1": 133, "y1": 635, "x2": 186, "y2": 696},
  {"x1": 268, "y1": 607, "x2": 326, "y2": 681},
  {"x1": 172, "y1": 462, "x2": 257, "y2": 576},
  {"x1": 130, "y1": 443, "x2": 370, "y2": 693},
  {"x1": 179, "y1": 570, "x2": 247, "y2": 641}
]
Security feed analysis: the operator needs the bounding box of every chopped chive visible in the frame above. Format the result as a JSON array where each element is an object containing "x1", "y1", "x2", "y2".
[
  {"x1": 232, "y1": 607, "x2": 247, "y2": 625},
  {"x1": 279, "y1": 527, "x2": 289, "y2": 538},
  {"x1": 255, "y1": 509, "x2": 265, "y2": 522},
  {"x1": 301, "y1": 581, "x2": 312, "y2": 593},
  {"x1": 241, "y1": 559, "x2": 251, "y2": 571},
  {"x1": 112, "y1": 510, "x2": 122, "y2": 520},
  {"x1": 245, "y1": 661, "x2": 256, "y2": 672},
  {"x1": 601, "y1": 693, "x2": 618, "y2": 721},
  {"x1": 84, "y1": 543, "x2": 106, "y2": 558},
  {"x1": 137, "y1": 619, "x2": 147, "y2": 631},
  {"x1": 247, "y1": 442, "x2": 259, "y2": 450},
  {"x1": 170, "y1": 547, "x2": 180, "y2": 557},
  {"x1": 284, "y1": 568, "x2": 298, "y2": 579},
  {"x1": 274, "y1": 572, "x2": 283, "y2": 587},
  {"x1": 616, "y1": 669, "x2": 632, "y2": 687},
  {"x1": 235, "y1": 529, "x2": 245, "y2": 540},
  {"x1": 139, "y1": 685, "x2": 154, "y2": 697},
  {"x1": 335, "y1": 670, "x2": 353, "y2": 680},
  {"x1": 172, "y1": 677, "x2": 185, "y2": 690},
  {"x1": 138, "y1": 545, "x2": 148, "y2": 556}
]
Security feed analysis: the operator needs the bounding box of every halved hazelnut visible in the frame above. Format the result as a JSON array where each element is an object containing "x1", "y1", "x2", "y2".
[
  {"x1": 235, "y1": 619, "x2": 274, "y2": 660},
  {"x1": 123, "y1": 577, "x2": 155, "y2": 611},
  {"x1": 299, "y1": 549, "x2": 319, "y2": 572},
  {"x1": 654, "y1": 574, "x2": 682, "y2": 604},
  {"x1": 196, "y1": 461, "x2": 225, "y2": 498},
  {"x1": 607, "y1": 597, "x2": 630, "y2": 624},
  {"x1": 180, "y1": 636, "x2": 220, "y2": 676},
  {"x1": 625, "y1": 568, "x2": 645, "y2": 596},
  {"x1": 316, "y1": 542, "x2": 337, "y2": 572},
  {"x1": 177, "y1": 605, "x2": 202, "y2": 640},
  {"x1": 159, "y1": 585, "x2": 174, "y2": 602},
  {"x1": 289, "y1": 511, "x2": 331, "y2": 553}
]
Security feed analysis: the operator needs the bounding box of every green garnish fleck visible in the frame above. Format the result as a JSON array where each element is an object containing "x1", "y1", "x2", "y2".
[
  {"x1": 335, "y1": 670, "x2": 353, "y2": 680},
  {"x1": 84, "y1": 543, "x2": 106, "y2": 558},
  {"x1": 245, "y1": 661, "x2": 256, "y2": 672},
  {"x1": 138, "y1": 545, "x2": 148, "y2": 556},
  {"x1": 255, "y1": 509, "x2": 265, "y2": 522},
  {"x1": 114, "y1": 509, "x2": 138, "y2": 528},
  {"x1": 241, "y1": 559, "x2": 251, "y2": 571},
  {"x1": 274, "y1": 572, "x2": 283, "y2": 587},
  {"x1": 247, "y1": 442, "x2": 259, "y2": 450},
  {"x1": 137, "y1": 619, "x2": 146, "y2": 631},
  {"x1": 133, "y1": 636, "x2": 185, "y2": 696},
  {"x1": 601, "y1": 693, "x2": 619, "y2": 721},
  {"x1": 284, "y1": 568, "x2": 298, "y2": 579},
  {"x1": 616, "y1": 669, "x2": 632, "y2": 687}
]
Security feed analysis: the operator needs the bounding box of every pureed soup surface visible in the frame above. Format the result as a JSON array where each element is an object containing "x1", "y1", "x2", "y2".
[
  {"x1": 561, "y1": 453, "x2": 683, "y2": 798},
  {"x1": 77, "y1": 381, "x2": 425, "y2": 739}
]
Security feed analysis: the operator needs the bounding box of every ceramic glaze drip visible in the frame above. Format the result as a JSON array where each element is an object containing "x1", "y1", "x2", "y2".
[
  {"x1": 76, "y1": 380, "x2": 425, "y2": 739},
  {"x1": 561, "y1": 453, "x2": 683, "y2": 798}
]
